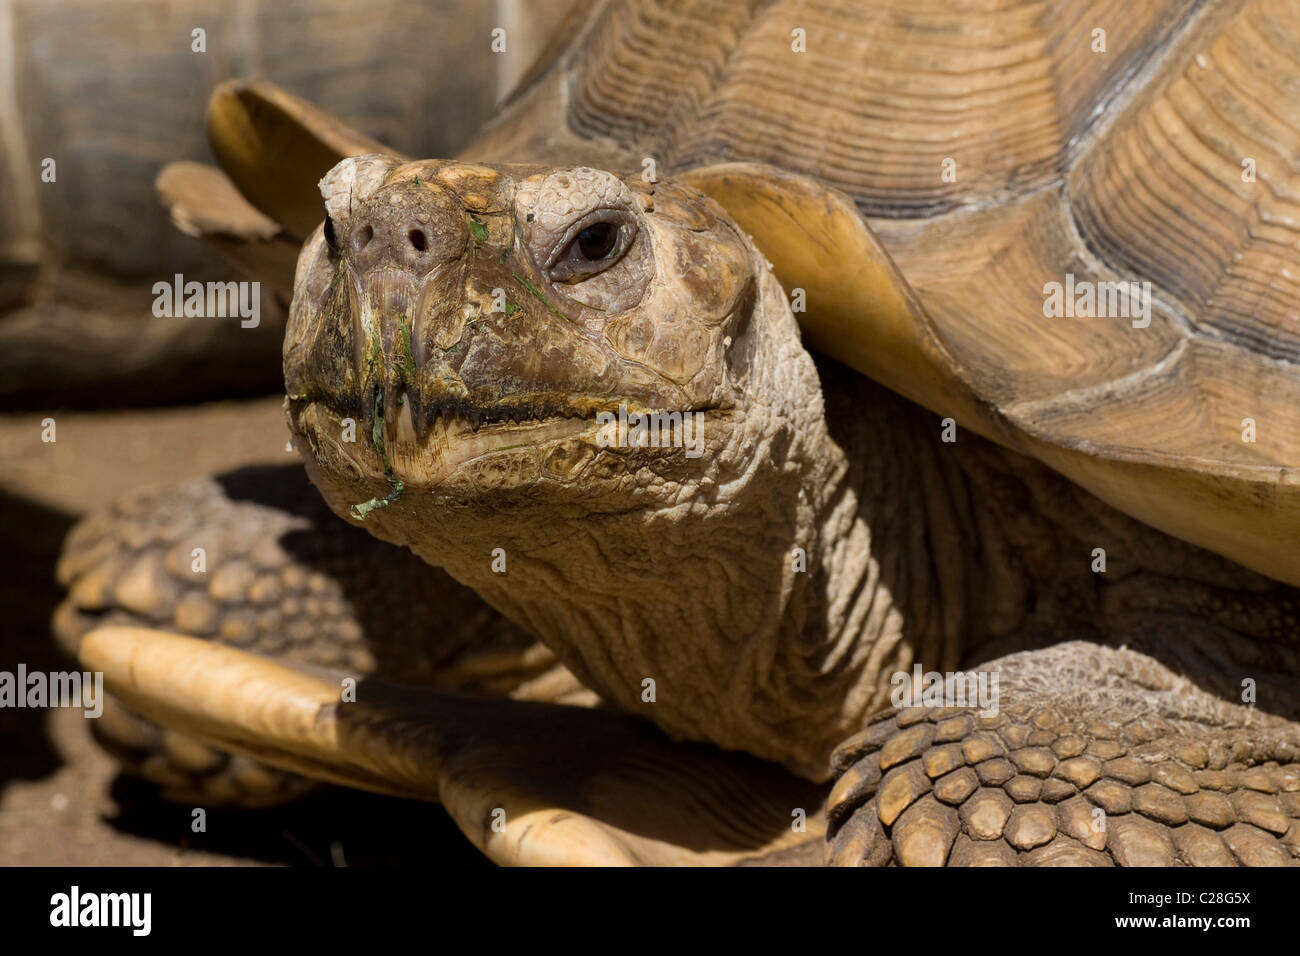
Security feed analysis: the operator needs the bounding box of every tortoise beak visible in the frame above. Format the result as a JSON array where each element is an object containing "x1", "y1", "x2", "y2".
[
  {"x1": 288, "y1": 172, "x2": 472, "y2": 439},
  {"x1": 348, "y1": 265, "x2": 428, "y2": 441}
]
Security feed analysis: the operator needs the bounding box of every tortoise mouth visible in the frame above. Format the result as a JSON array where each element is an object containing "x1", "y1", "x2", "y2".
[
  {"x1": 288, "y1": 392, "x2": 590, "y2": 487},
  {"x1": 288, "y1": 389, "x2": 718, "y2": 493}
]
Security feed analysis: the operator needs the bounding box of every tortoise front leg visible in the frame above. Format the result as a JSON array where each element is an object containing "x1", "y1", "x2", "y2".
[
  {"x1": 77, "y1": 626, "x2": 826, "y2": 866},
  {"x1": 54, "y1": 465, "x2": 577, "y2": 806},
  {"x1": 826, "y1": 642, "x2": 1300, "y2": 866}
]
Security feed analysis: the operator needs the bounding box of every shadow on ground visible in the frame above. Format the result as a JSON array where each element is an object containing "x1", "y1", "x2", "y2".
[
  {"x1": 106, "y1": 777, "x2": 490, "y2": 868},
  {"x1": 0, "y1": 491, "x2": 73, "y2": 792}
]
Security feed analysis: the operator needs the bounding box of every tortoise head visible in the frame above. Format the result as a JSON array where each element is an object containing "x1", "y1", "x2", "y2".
[
  {"x1": 285, "y1": 155, "x2": 775, "y2": 490},
  {"x1": 286, "y1": 155, "x2": 839, "y2": 777}
]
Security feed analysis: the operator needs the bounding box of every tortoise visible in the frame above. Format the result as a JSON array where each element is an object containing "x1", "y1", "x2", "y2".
[
  {"x1": 55, "y1": 0, "x2": 1300, "y2": 866},
  {"x1": 0, "y1": 0, "x2": 566, "y2": 407}
]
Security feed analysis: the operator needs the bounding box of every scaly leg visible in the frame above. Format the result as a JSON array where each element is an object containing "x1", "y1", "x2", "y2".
[{"x1": 827, "y1": 642, "x2": 1300, "y2": 866}]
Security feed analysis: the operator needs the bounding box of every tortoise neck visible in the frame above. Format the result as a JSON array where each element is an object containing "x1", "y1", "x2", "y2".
[
  {"x1": 400, "y1": 360, "x2": 991, "y2": 782},
  {"x1": 787, "y1": 362, "x2": 979, "y2": 761}
]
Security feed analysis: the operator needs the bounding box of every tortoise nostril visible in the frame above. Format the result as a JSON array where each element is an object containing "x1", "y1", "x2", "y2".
[
  {"x1": 355, "y1": 224, "x2": 374, "y2": 251},
  {"x1": 408, "y1": 229, "x2": 427, "y2": 252}
]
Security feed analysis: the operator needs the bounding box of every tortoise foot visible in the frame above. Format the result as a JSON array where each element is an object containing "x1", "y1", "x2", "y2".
[
  {"x1": 826, "y1": 643, "x2": 1300, "y2": 866},
  {"x1": 52, "y1": 464, "x2": 553, "y2": 808}
]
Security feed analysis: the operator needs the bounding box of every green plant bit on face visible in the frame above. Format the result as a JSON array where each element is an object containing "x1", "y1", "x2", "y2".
[
  {"x1": 503, "y1": 301, "x2": 521, "y2": 316},
  {"x1": 513, "y1": 272, "x2": 567, "y2": 320},
  {"x1": 396, "y1": 313, "x2": 417, "y2": 384},
  {"x1": 414, "y1": 176, "x2": 423, "y2": 186},
  {"x1": 469, "y1": 220, "x2": 488, "y2": 242},
  {"x1": 351, "y1": 389, "x2": 405, "y2": 521},
  {"x1": 364, "y1": 325, "x2": 383, "y2": 382}
]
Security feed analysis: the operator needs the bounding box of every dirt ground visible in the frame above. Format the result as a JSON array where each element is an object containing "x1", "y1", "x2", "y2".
[{"x1": 0, "y1": 397, "x2": 487, "y2": 866}]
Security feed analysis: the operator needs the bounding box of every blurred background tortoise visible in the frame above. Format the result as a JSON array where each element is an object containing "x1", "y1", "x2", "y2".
[{"x1": 0, "y1": 0, "x2": 571, "y2": 407}]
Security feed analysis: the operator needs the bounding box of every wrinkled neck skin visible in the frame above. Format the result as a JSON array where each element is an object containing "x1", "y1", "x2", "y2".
[{"x1": 300, "y1": 268, "x2": 952, "y2": 781}]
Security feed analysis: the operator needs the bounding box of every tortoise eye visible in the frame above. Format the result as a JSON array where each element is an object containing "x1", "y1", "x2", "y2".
[
  {"x1": 546, "y1": 213, "x2": 635, "y2": 283},
  {"x1": 573, "y1": 222, "x2": 618, "y2": 261}
]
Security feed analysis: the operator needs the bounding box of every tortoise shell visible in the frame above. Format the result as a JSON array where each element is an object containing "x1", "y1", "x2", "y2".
[
  {"x1": 463, "y1": 0, "x2": 1300, "y2": 585},
  {"x1": 199, "y1": 0, "x2": 1300, "y2": 585}
]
